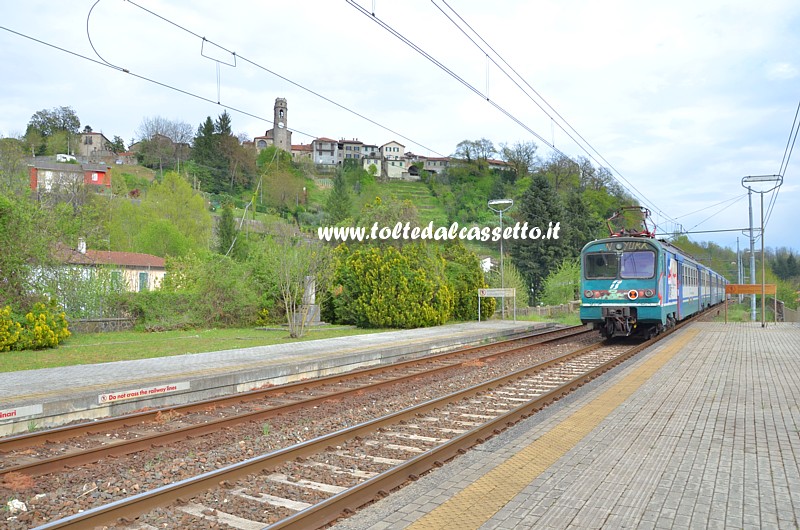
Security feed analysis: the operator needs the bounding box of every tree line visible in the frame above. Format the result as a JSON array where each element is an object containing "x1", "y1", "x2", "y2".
[{"x1": 3, "y1": 105, "x2": 797, "y2": 344}]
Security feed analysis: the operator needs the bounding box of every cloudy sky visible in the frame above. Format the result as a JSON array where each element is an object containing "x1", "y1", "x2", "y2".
[{"x1": 1, "y1": 0, "x2": 798, "y2": 255}]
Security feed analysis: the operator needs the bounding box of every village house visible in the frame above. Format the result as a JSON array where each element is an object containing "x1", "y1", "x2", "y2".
[
  {"x1": 29, "y1": 160, "x2": 111, "y2": 194},
  {"x1": 77, "y1": 126, "x2": 116, "y2": 162},
  {"x1": 54, "y1": 241, "x2": 166, "y2": 292}
]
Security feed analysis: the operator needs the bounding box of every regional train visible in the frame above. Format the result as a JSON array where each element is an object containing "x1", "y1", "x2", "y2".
[{"x1": 579, "y1": 209, "x2": 728, "y2": 339}]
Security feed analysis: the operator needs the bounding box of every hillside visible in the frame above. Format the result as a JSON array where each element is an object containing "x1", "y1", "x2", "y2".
[{"x1": 372, "y1": 181, "x2": 449, "y2": 226}]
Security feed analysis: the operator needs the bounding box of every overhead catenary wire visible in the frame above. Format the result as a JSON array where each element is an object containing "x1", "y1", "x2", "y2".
[
  {"x1": 425, "y1": 0, "x2": 681, "y2": 230},
  {"x1": 764, "y1": 95, "x2": 800, "y2": 228},
  {"x1": 672, "y1": 193, "x2": 747, "y2": 220},
  {"x1": 0, "y1": 25, "x2": 312, "y2": 139},
  {"x1": 115, "y1": 0, "x2": 446, "y2": 157}
]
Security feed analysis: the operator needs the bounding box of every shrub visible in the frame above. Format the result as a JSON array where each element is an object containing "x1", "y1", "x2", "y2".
[
  {"x1": 332, "y1": 243, "x2": 453, "y2": 328},
  {"x1": 0, "y1": 306, "x2": 22, "y2": 352},
  {"x1": 443, "y1": 242, "x2": 495, "y2": 320},
  {"x1": 14, "y1": 300, "x2": 71, "y2": 350}
]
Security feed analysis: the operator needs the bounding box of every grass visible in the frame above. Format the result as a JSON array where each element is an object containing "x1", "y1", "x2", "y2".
[
  {"x1": 0, "y1": 325, "x2": 391, "y2": 373},
  {"x1": 2, "y1": 311, "x2": 579, "y2": 373},
  {"x1": 378, "y1": 181, "x2": 449, "y2": 225},
  {"x1": 517, "y1": 312, "x2": 582, "y2": 326},
  {"x1": 713, "y1": 302, "x2": 775, "y2": 323}
]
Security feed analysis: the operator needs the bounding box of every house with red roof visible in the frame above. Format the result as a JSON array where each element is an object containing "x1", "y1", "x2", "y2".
[{"x1": 55, "y1": 241, "x2": 166, "y2": 292}]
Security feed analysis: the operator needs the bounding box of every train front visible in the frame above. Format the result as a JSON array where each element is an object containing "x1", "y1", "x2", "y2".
[{"x1": 579, "y1": 237, "x2": 663, "y2": 338}]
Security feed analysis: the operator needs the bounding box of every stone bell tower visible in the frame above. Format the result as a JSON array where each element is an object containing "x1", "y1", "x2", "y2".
[{"x1": 272, "y1": 98, "x2": 291, "y2": 151}]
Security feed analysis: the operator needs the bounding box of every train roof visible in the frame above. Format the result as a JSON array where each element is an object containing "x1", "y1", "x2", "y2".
[{"x1": 582, "y1": 236, "x2": 712, "y2": 270}]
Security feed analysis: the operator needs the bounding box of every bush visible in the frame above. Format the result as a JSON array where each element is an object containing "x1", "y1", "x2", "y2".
[
  {"x1": 0, "y1": 306, "x2": 22, "y2": 352},
  {"x1": 331, "y1": 243, "x2": 453, "y2": 328},
  {"x1": 443, "y1": 242, "x2": 495, "y2": 320},
  {"x1": 121, "y1": 253, "x2": 261, "y2": 330},
  {"x1": 117, "y1": 290, "x2": 199, "y2": 331},
  {"x1": 14, "y1": 300, "x2": 71, "y2": 350}
]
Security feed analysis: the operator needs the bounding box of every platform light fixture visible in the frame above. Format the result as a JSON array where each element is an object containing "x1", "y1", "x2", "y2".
[
  {"x1": 488, "y1": 199, "x2": 514, "y2": 319},
  {"x1": 741, "y1": 174, "x2": 782, "y2": 327}
]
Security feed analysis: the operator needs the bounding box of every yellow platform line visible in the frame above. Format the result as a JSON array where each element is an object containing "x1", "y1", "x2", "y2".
[{"x1": 409, "y1": 328, "x2": 701, "y2": 530}]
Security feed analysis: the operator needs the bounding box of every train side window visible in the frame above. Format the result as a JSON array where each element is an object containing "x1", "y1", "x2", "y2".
[
  {"x1": 585, "y1": 252, "x2": 618, "y2": 279},
  {"x1": 620, "y1": 251, "x2": 655, "y2": 279}
]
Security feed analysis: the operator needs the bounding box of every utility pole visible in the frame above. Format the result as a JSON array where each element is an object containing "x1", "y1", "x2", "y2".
[
  {"x1": 746, "y1": 187, "x2": 756, "y2": 320},
  {"x1": 737, "y1": 238, "x2": 743, "y2": 304},
  {"x1": 741, "y1": 175, "x2": 783, "y2": 327},
  {"x1": 488, "y1": 199, "x2": 514, "y2": 319}
]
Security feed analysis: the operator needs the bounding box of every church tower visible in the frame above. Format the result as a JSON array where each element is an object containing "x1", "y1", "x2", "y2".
[{"x1": 272, "y1": 98, "x2": 291, "y2": 152}]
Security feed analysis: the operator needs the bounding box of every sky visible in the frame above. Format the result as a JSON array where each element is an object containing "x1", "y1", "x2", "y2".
[{"x1": 1, "y1": 0, "x2": 798, "y2": 256}]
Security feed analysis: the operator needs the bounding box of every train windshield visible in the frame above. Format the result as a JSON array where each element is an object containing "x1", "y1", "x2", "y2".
[
  {"x1": 620, "y1": 251, "x2": 656, "y2": 278},
  {"x1": 584, "y1": 252, "x2": 618, "y2": 279}
]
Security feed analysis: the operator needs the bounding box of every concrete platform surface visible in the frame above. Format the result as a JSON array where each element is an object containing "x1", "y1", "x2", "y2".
[
  {"x1": 0, "y1": 320, "x2": 549, "y2": 435},
  {"x1": 331, "y1": 322, "x2": 800, "y2": 530}
]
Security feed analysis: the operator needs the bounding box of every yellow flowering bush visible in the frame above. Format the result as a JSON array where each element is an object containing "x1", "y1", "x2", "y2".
[
  {"x1": 0, "y1": 306, "x2": 21, "y2": 352},
  {"x1": 14, "y1": 300, "x2": 71, "y2": 350}
]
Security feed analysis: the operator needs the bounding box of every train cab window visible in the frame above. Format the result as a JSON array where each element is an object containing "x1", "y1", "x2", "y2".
[
  {"x1": 620, "y1": 251, "x2": 656, "y2": 279},
  {"x1": 585, "y1": 252, "x2": 618, "y2": 279}
]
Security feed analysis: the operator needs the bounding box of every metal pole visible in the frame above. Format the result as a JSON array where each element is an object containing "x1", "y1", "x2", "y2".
[
  {"x1": 488, "y1": 199, "x2": 513, "y2": 321},
  {"x1": 500, "y1": 209, "x2": 504, "y2": 320},
  {"x1": 736, "y1": 238, "x2": 743, "y2": 303},
  {"x1": 761, "y1": 191, "x2": 766, "y2": 328},
  {"x1": 748, "y1": 187, "x2": 756, "y2": 321}
]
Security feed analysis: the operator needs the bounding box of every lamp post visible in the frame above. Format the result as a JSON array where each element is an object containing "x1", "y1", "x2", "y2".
[
  {"x1": 741, "y1": 175, "x2": 782, "y2": 327},
  {"x1": 488, "y1": 199, "x2": 514, "y2": 319}
]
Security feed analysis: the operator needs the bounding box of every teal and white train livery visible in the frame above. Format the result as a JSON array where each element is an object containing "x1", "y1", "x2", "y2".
[{"x1": 580, "y1": 235, "x2": 727, "y2": 339}]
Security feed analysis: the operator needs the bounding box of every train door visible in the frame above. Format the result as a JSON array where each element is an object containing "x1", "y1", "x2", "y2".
[
  {"x1": 665, "y1": 252, "x2": 679, "y2": 323},
  {"x1": 676, "y1": 256, "x2": 684, "y2": 320}
]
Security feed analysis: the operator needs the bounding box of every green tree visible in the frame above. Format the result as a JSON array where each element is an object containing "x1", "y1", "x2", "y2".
[
  {"x1": 541, "y1": 258, "x2": 580, "y2": 305},
  {"x1": 110, "y1": 135, "x2": 126, "y2": 153},
  {"x1": 142, "y1": 171, "x2": 212, "y2": 254},
  {"x1": 191, "y1": 116, "x2": 225, "y2": 193},
  {"x1": 331, "y1": 243, "x2": 453, "y2": 328},
  {"x1": 488, "y1": 259, "x2": 530, "y2": 310},
  {"x1": 134, "y1": 219, "x2": 193, "y2": 257},
  {"x1": 508, "y1": 173, "x2": 566, "y2": 305},
  {"x1": 326, "y1": 171, "x2": 353, "y2": 224},
  {"x1": 108, "y1": 172, "x2": 211, "y2": 256},
  {"x1": 499, "y1": 140, "x2": 538, "y2": 182},
  {"x1": 134, "y1": 116, "x2": 193, "y2": 172},
  {"x1": 0, "y1": 194, "x2": 51, "y2": 307},
  {"x1": 357, "y1": 196, "x2": 420, "y2": 246},
  {"x1": 0, "y1": 137, "x2": 28, "y2": 195},
  {"x1": 443, "y1": 242, "x2": 495, "y2": 320},
  {"x1": 537, "y1": 153, "x2": 580, "y2": 194},
  {"x1": 216, "y1": 203, "x2": 238, "y2": 256},
  {"x1": 562, "y1": 190, "x2": 604, "y2": 257},
  {"x1": 25, "y1": 106, "x2": 81, "y2": 156}
]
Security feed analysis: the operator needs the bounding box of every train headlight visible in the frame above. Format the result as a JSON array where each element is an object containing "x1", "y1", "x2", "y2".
[
  {"x1": 627, "y1": 289, "x2": 639, "y2": 300},
  {"x1": 584, "y1": 290, "x2": 594, "y2": 298},
  {"x1": 644, "y1": 289, "x2": 655, "y2": 298}
]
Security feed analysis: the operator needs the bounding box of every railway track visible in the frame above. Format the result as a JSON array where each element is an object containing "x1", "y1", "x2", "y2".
[
  {"x1": 3, "y1": 310, "x2": 715, "y2": 529},
  {"x1": 0, "y1": 325, "x2": 594, "y2": 482},
  {"x1": 31, "y1": 338, "x2": 641, "y2": 530}
]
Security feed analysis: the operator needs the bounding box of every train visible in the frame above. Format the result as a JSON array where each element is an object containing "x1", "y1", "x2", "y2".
[{"x1": 579, "y1": 210, "x2": 728, "y2": 339}]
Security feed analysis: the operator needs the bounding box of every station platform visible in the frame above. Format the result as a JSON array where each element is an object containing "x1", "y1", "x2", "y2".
[
  {"x1": 0, "y1": 320, "x2": 551, "y2": 436},
  {"x1": 332, "y1": 322, "x2": 800, "y2": 530}
]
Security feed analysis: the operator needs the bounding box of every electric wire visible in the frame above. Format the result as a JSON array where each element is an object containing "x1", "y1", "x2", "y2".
[
  {"x1": 354, "y1": 0, "x2": 679, "y2": 235},
  {"x1": 672, "y1": 193, "x2": 747, "y2": 220},
  {"x1": 764, "y1": 96, "x2": 799, "y2": 228},
  {"x1": 344, "y1": 1, "x2": 558, "y2": 155},
  {"x1": 0, "y1": 25, "x2": 317, "y2": 139},
  {"x1": 119, "y1": 0, "x2": 446, "y2": 157},
  {"x1": 683, "y1": 193, "x2": 746, "y2": 234},
  {"x1": 430, "y1": 0, "x2": 676, "y2": 227}
]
